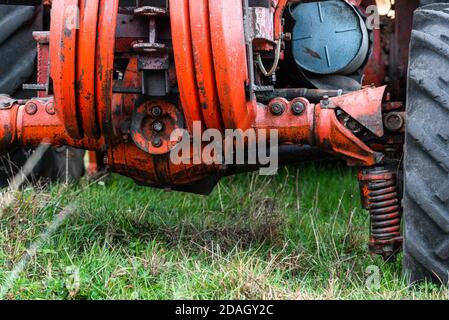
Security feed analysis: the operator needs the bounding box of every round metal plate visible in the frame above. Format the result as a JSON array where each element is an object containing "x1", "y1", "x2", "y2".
[{"x1": 291, "y1": 0, "x2": 369, "y2": 75}]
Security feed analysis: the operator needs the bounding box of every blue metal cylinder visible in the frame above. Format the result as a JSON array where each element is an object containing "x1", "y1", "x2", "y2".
[{"x1": 291, "y1": 0, "x2": 369, "y2": 75}]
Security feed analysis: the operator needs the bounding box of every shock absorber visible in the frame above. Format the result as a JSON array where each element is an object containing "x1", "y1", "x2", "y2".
[{"x1": 358, "y1": 167, "x2": 403, "y2": 260}]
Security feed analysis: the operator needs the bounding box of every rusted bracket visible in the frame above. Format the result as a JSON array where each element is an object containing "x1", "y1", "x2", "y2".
[{"x1": 320, "y1": 86, "x2": 386, "y2": 137}]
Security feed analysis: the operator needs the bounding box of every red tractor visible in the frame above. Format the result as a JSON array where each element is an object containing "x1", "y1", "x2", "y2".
[{"x1": 0, "y1": 0, "x2": 447, "y2": 284}]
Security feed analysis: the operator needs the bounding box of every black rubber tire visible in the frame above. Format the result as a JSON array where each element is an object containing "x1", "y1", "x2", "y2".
[
  {"x1": 420, "y1": 0, "x2": 448, "y2": 5},
  {"x1": 404, "y1": 3, "x2": 449, "y2": 284},
  {"x1": 36, "y1": 147, "x2": 86, "y2": 184}
]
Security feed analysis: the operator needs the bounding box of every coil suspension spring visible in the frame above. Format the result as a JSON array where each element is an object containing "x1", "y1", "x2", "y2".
[{"x1": 358, "y1": 167, "x2": 403, "y2": 260}]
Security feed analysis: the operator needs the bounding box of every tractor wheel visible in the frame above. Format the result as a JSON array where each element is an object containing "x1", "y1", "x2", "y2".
[
  {"x1": 403, "y1": 3, "x2": 449, "y2": 284},
  {"x1": 420, "y1": 0, "x2": 448, "y2": 5}
]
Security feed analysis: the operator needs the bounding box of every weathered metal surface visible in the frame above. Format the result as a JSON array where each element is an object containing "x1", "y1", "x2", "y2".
[
  {"x1": 170, "y1": 0, "x2": 203, "y2": 133},
  {"x1": 273, "y1": 0, "x2": 288, "y2": 41},
  {"x1": 209, "y1": 0, "x2": 255, "y2": 129},
  {"x1": 130, "y1": 100, "x2": 182, "y2": 155},
  {"x1": 189, "y1": 0, "x2": 223, "y2": 131},
  {"x1": 95, "y1": 0, "x2": 119, "y2": 136},
  {"x1": 77, "y1": 0, "x2": 100, "y2": 138},
  {"x1": 134, "y1": 6, "x2": 168, "y2": 17},
  {"x1": 32, "y1": 31, "x2": 50, "y2": 98},
  {"x1": 0, "y1": 0, "x2": 398, "y2": 196},
  {"x1": 247, "y1": 6, "x2": 274, "y2": 51},
  {"x1": 359, "y1": 168, "x2": 403, "y2": 260},
  {"x1": 254, "y1": 88, "x2": 384, "y2": 167},
  {"x1": 327, "y1": 86, "x2": 386, "y2": 137},
  {"x1": 49, "y1": 0, "x2": 81, "y2": 138}
]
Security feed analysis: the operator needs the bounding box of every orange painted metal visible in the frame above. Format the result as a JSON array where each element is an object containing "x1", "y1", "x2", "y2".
[
  {"x1": 253, "y1": 87, "x2": 384, "y2": 167},
  {"x1": 108, "y1": 144, "x2": 220, "y2": 187},
  {"x1": 76, "y1": 0, "x2": 100, "y2": 139},
  {"x1": 189, "y1": 0, "x2": 224, "y2": 131},
  {"x1": 313, "y1": 107, "x2": 380, "y2": 167},
  {"x1": 274, "y1": 0, "x2": 288, "y2": 41},
  {"x1": 0, "y1": 0, "x2": 387, "y2": 190},
  {"x1": 170, "y1": 0, "x2": 203, "y2": 133},
  {"x1": 0, "y1": 91, "x2": 382, "y2": 187},
  {"x1": 130, "y1": 100, "x2": 183, "y2": 156},
  {"x1": 209, "y1": 0, "x2": 255, "y2": 130},
  {"x1": 328, "y1": 86, "x2": 386, "y2": 137},
  {"x1": 1, "y1": 99, "x2": 99, "y2": 150},
  {"x1": 50, "y1": 0, "x2": 81, "y2": 139},
  {"x1": 96, "y1": 0, "x2": 119, "y2": 136},
  {"x1": 0, "y1": 96, "x2": 18, "y2": 151},
  {"x1": 111, "y1": 56, "x2": 139, "y2": 138}
]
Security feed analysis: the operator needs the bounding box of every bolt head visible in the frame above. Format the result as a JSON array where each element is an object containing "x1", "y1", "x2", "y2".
[
  {"x1": 150, "y1": 106, "x2": 163, "y2": 117},
  {"x1": 152, "y1": 137, "x2": 163, "y2": 148},
  {"x1": 152, "y1": 121, "x2": 165, "y2": 133},
  {"x1": 291, "y1": 101, "x2": 306, "y2": 115},
  {"x1": 25, "y1": 103, "x2": 38, "y2": 115},
  {"x1": 45, "y1": 103, "x2": 56, "y2": 115},
  {"x1": 270, "y1": 102, "x2": 285, "y2": 116},
  {"x1": 385, "y1": 113, "x2": 404, "y2": 132}
]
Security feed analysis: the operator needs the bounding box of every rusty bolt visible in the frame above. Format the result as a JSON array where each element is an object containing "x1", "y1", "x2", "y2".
[
  {"x1": 45, "y1": 102, "x2": 56, "y2": 115},
  {"x1": 150, "y1": 106, "x2": 163, "y2": 117},
  {"x1": 270, "y1": 102, "x2": 285, "y2": 116},
  {"x1": 384, "y1": 113, "x2": 404, "y2": 132},
  {"x1": 25, "y1": 103, "x2": 38, "y2": 115},
  {"x1": 152, "y1": 137, "x2": 163, "y2": 148},
  {"x1": 321, "y1": 96, "x2": 330, "y2": 108},
  {"x1": 291, "y1": 101, "x2": 306, "y2": 116},
  {"x1": 152, "y1": 121, "x2": 165, "y2": 133}
]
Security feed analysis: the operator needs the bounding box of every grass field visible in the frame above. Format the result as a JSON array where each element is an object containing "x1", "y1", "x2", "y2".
[{"x1": 0, "y1": 162, "x2": 447, "y2": 300}]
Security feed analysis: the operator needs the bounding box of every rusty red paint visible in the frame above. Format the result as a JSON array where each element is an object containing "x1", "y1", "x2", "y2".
[
  {"x1": 329, "y1": 86, "x2": 386, "y2": 137},
  {"x1": 77, "y1": 0, "x2": 100, "y2": 138},
  {"x1": 96, "y1": 0, "x2": 119, "y2": 136},
  {"x1": 209, "y1": 0, "x2": 255, "y2": 129},
  {"x1": 189, "y1": 0, "x2": 224, "y2": 131},
  {"x1": 253, "y1": 88, "x2": 383, "y2": 167},
  {"x1": 50, "y1": 0, "x2": 82, "y2": 138},
  {"x1": 33, "y1": 31, "x2": 50, "y2": 98},
  {"x1": 359, "y1": 168, "x2": 403, "y2": 260},
  {"x1": 170, "y1": 0, "x2": 203, "y2": 133},
  {"x1": 0, "y1": 0, "x2": 395, "y2": 193},
  {"x1": 130, "y1": 100, "x2": 183, "y2": 156}
]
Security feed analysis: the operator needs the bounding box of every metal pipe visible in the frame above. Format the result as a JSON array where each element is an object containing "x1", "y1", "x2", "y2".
[{"x1": 256, "y1": 88, "x2": 345, "y2": 103}]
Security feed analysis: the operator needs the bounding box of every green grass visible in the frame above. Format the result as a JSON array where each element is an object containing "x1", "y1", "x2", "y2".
[{"x1": 0, "y1": 162, "x2": 447, "y2": 300}]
